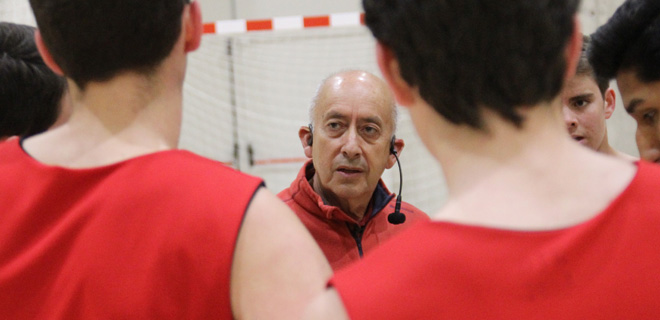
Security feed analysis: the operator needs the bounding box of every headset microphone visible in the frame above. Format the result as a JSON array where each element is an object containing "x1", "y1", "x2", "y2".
[{"x1": 388, "y1": 137, "x2": 406, "y2": 225}]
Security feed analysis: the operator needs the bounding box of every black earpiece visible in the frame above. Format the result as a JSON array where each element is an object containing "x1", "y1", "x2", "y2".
[
  {"x1": 388, "y1": 135, "x2": 406, "y2": 225},
  {"x1": 307, "y1": 124, "x2": 313, "y2": 146}
]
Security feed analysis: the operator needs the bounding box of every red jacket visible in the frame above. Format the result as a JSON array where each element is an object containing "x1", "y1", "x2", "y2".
[{"x1": 278, "y1": 160, "x2": 428, "y2": 271}]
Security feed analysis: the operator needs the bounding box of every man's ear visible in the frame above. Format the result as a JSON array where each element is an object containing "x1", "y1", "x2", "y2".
[
  {"x1": 376, "y1": 42, "x2": 415, "y2": 107},
  {"x1": 184, "y1": 1, "x2": 203, "y2": 52},
  {"x1": 603, "y1": 87, "x2": 616, "y2": 119},
  {"x1": 563, "y1": 17, "x2": 583, "y2": 82},
  {"x1": 34, "y1": 30, "x2": 64, "y2": 76},
  {"x1": 386, "y1": 138, "x2": 405, "y2": 169},
  {"x1": 299, "y1": 125, "x2": 313, "y2": 158}
]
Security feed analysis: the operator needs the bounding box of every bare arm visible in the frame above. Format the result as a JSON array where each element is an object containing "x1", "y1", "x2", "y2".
[
  {"x1": 303, "y1": 288, "x2": 350, "y2": 320},
  {"x1": 231, "y1": 187, "x2": 332, "y2": 319}
]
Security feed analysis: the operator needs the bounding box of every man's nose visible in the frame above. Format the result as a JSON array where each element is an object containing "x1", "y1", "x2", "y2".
[
  {"x1": 341, "y1": 129, "x2": 362, "y2": 159},
  {"x1": 562, "y1": 105, "x2": 577, "y2": 129},
  {"x1": 639, "y1": 127, "x2": 660, "y2": 162}
]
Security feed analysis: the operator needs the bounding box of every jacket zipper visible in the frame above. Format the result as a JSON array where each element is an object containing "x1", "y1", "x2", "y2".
[{"x1": 347, "y1": 223, "x2": 366, "y2": 258}]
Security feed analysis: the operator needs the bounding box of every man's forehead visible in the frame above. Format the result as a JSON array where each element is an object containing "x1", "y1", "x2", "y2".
[
  {"x1": 616, "y1": 71, "x2": 660, "y2": 113},
  {"x1": 567, "y1": 74, "x2": 599, "y2": 89},
  {"x1": 320, "y1": 108, "x2": 385, "y2": 124},
  {"x1": 563, "y1": 77, "x2": 600, "y2": 96},
  {"x1": 311, "y1": 71, "x2": 396, "y2": 126}
]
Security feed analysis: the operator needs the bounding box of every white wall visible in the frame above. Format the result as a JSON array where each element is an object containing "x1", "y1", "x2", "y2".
[
  {"x1": 0, "y1": 0, "x2": 36, "y2": 25},
  {"x1": 198, "y1": 0, "x2": 361, "y2": 21}
]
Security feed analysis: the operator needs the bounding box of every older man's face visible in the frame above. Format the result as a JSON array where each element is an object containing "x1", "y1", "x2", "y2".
[{"x1": 310, "y1": 72, "x2": 396, "y2": 205}]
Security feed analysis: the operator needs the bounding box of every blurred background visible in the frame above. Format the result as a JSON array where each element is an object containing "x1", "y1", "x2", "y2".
[{"x1": 0, "y1": 0, "x2": 631, "y2": 215}]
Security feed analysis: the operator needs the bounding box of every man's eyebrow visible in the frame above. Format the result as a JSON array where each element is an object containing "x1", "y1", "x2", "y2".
[
  {"x1": 569, "y1": 93, "x2": 594, "y2": 103},
  {"x1": 322, "y1": 112, "x2": 383, "y2": 126},
  {"x1": 323, "y1": 111, "x2": 348, "y2": 121},
  {"x1": 361, "y1": 116, "x2": 383, "y2": 126},
  {"x1": 626, "y1": 98, "x2": 644, "y2": 114}
]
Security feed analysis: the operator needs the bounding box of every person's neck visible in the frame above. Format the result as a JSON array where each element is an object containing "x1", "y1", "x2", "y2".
[
  {"x1": 23, "y1": 70, "x2": 184, "y2": 168},
  {"x1": 599, "y1": 143, "x2": 619, "y2": 158},
  {"x1": 597, "y1": 132, "x2": 637, "y2": 161},
  {"x1": 413, "y1": 98, "x2": 636, "y2": 230},
  {"x1": 430, "y1": 102, "x2": 569, "y2": 197},
  {"x1": 311, "y1": 175, "x2": 372, "y2": 221}
]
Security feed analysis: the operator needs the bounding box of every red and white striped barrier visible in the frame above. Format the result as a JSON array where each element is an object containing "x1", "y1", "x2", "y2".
[{"x1": 203, "y1": 12, "x2": 366, "y2": 35}]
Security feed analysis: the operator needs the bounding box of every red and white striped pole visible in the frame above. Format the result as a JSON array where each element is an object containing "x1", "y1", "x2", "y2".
[{"x1": 203, "y1": 12, "x2": 366, "y2": 35}]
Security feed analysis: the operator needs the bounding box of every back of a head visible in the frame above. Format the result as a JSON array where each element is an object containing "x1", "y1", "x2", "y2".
[
  {"x1": 29, "y1": 0, "x2": 187, "y2": 89},
  {"x1": 0, "y1": 22, "x2": 66, "y2": 139},
  {"x1": 589, "y1": 0, "x2": 660, "y2": 83},
  {"x1": 362, "y1": 0, "x2": 580, "y2": 129}
]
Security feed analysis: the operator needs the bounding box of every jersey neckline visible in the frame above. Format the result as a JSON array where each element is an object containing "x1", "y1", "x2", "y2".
[{"x1": 426, "y1": 161, "x2": 644, "y2": 236}]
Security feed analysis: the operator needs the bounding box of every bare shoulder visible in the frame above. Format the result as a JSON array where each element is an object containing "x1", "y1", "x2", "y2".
[
  {"x1": 614, "y1": 150, "x2": 638, "y2": 163},
  {"x1": 597, "y1": 153, "x2": 638, "y2": 191},
  {"x1": 303, "y1": 288, "x2": 350, "y2": 320},
  {"x1": 231, "y1": 187, "x2": 332, "y2": 320},
  {"x1": 401, "y1": 201, "x2": 431, "y2": 221}
]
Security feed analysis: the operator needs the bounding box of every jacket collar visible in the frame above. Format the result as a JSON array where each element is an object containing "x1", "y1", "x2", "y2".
[{"x1": 290, "y1": 160, "x2": 394, "y2": 224}]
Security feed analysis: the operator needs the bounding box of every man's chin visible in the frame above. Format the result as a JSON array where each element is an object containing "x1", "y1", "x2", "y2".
[
  {"x1": 329, "y1": 185, "x2": 370, "y2": 200},
  {"x1": 576, "y1": 138, "x2": 592, "y2": 148}
]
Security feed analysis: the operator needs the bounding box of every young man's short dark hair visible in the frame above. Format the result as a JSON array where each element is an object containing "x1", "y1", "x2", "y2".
[
  {"x1": 29, "y1": 0, "x2": 187, "y2": 89},
  {"x1": 0, "y1": 22, "x2": 66, "y2": 139},
  {"x1": 589, "y1": 0, "x2": 660, "y2": 83},
  {"x1": 362, "y1": 0, "x2": 579, "y2": 129},
  {"x1": 577, "y1": 35, "x2": 609, "y2": 96}
]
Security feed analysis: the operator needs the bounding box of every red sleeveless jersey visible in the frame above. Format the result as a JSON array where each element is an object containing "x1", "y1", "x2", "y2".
[
  {"x1": 331, "y1": 161, "x2": 660, "y2": 319},
  {"x1": 0, "y1": 139, "x2": 263, "y2": 319}
]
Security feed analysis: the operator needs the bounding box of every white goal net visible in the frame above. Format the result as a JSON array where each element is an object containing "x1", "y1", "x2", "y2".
[
  {"x1": 181, "y1": 22, "x2": 449, "y2": 215},
  {"x1": 178, "y1": 0, "x2": 634, "y2": 217}
]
